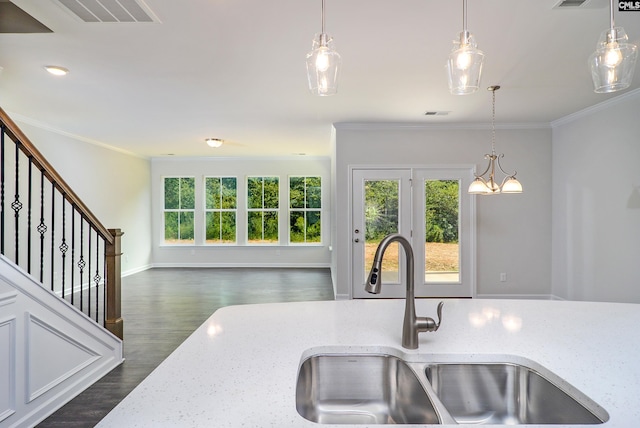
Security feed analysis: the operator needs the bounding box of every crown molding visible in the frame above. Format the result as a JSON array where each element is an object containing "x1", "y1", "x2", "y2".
[
  {"x1": 7, "y1": 111, "x2": 146, "y2": 160},
  {"x1": 333, "y1": 121, "x2": 550, "y2": 131},
  {"x1": 551, "y1": 88, "x2": 640, "y2": 128}
]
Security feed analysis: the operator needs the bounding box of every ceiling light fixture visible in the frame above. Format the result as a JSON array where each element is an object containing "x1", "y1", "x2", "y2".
[
  {"x1": 588, "y1": 0, "x2": 637, "y2": 93},
  {"x1": 468, "y1": 86, "x2": 522, "y2": 195},
  {"x1": 447, "y1": 0, "x2": 484, "y2": 95},
  {"x1": 205, "y1": 138, "x2": 223, "y2": 148},
  {"x1": 306, "y1": 0, "x2": 341, "y2": 96},
  {"x1": 44, "y1": 65, "x2": 69, "y2": 76}
]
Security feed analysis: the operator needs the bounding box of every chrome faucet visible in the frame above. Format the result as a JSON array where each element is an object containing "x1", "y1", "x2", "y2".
[{"x1": 366, "y1": 233, "x2": 444, "y2": 349}]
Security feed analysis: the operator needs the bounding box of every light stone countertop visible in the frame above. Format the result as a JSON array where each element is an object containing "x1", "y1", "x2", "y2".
[{"x1": 97, "y1": 298, "x2": 640, "y2": 427}]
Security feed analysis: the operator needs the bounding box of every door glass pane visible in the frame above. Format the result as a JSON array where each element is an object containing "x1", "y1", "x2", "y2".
[
  {"x1": 424, "y1": 179, "x2": 460, "y2": 283},
  {"x1": 364, "y1": 179, "x2": 400, "y2": 283}
]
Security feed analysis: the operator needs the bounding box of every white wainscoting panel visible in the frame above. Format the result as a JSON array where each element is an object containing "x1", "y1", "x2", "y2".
[
  {"x1": 0, "y1": 314, "x2": 16, "y2": 423},
  {"x1": 0, "y1": 256, "x2": 123, "y2": 428}
]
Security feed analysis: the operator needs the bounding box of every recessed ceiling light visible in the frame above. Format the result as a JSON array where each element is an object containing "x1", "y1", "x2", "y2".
[
  {"x1": 205, "y1": 138, "x2": 224, "y2": 148},
  {"x1": 44, "y1": 66, "x2": 69, "y2": 76}
]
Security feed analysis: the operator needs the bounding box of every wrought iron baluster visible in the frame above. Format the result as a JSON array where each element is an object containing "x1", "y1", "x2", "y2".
[
  {"x1": 27, "y1": 158, "x2": 33, "y2": 274},
  {"x1": 71, "y1": 206, "x2": 75, "y2": 305},
  {"x1": 50, "y1": 181, "x2": 55, "y2": 291},
  {"x1": 94, "y1": 229, "x2": 101, "y2": 323},
  {"x1": 102, "y1": 246, "x2": 107, "y2": 327},
  {"x1": 88, "y1": 227, "x2": 92, "y2": 318},
  {"x1": 60, "y1": 195, "x2": 68, "y2": 299},
  {"x1": 78, "y1": 217, "x2": 85, "y2": 312},
  {"x1": 38, "y1": 171, "x2": 46, "y2": 283},
  {"x1": 12, "y1": 141, "x2": 22, "y2": 264}
]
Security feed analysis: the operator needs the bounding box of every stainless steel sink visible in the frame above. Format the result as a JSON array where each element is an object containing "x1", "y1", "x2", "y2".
[
  {"x1": 295, "y1": 354, "x2": 441, "y2": 424},
  {"x1": 296, "y1": 350, "x2": 609, "y2": 425},
  {"x1": 425, "y1": 363, "x2": 609, "y2": 425}
]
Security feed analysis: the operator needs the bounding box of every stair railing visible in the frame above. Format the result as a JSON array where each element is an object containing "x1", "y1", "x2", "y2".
[{"x1": 0, "y1": 107, "x2": 123, "y2": 339}]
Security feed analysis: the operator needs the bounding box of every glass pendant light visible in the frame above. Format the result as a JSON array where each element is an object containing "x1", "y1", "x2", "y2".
[
  {"x1": 447, "y1": 0, "x2": 484, "y2": 95},
  {"x1": 589, "y1": 0, "x2": 637, "y2": 93},
  {"x1": 468, "y1": 86, "x2": 522, "y2": 195},
  {"x1": 306, "y1": 0, "x2": 341, "y2": 96}
]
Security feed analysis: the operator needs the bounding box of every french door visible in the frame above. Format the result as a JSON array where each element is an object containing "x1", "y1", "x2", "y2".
[
  {"x1": 351, "y1": 167, "x2": 475, "y2": 298},
  {"x1": 351, "y1": 169, "x2": 412, "y2": 298}
]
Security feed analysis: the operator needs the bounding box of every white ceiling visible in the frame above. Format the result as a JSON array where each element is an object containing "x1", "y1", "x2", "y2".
[{"x1": 0, "y1": 0, "x2": 639, "y2": 158}]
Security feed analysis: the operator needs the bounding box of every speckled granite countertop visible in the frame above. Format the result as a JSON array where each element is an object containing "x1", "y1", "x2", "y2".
[{"x1": 97, "y1": 298, "x2": 640, "y2": 427}]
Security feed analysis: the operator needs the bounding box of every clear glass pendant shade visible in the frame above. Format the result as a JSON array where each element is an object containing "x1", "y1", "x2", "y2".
[
  {"x1": 306, "y1": 33, "x2": 341, "y2": 96},
  {"x1": 447, "y1": 33, "x2": 484, "y2": 95},
  {"x1": 589, "y1": 27, "x2": 638, "y2": 93}
]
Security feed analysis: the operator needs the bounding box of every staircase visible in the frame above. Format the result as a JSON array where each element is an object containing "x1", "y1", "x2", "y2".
[{"x1": 0, "y1": 108, "x2": 124, "y2": 427}]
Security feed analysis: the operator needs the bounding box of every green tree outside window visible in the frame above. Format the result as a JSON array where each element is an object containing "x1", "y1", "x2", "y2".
[
  {"x1": 289, "y1": 176, "x2": 321, "y2": 243},
  {"x1": 164, "y1": 177, "x2": 195, "y2": 244},
  {"x1": 247, "y1": 176, "x2": 279, "y2": 243},
  {"x1": 205, "y1": 177, "x2": 237, "y2": 244}
]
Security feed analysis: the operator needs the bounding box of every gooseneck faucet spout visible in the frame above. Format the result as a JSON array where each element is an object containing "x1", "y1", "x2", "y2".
[{"x1": 366, "y1": 233, "x2": 444, "y2": 349}]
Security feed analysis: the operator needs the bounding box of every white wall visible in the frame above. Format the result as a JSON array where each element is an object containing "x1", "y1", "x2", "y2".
[
  {"x1": 16, "y1": 121, "x2": 152, "y2": 275},
  {"x1": 333, "y1": 124, "x2": 552, "y2": 299},
  {"x1": 151, "y1": 156, "x2": 332, "y2": 267},
  {"x1": 551, "y1": 91, "x2": 640, "y2": 303}
]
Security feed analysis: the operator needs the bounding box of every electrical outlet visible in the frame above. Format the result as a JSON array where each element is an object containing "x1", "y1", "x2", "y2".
[{"x1": 500, "y1": 272, "x2": 507, "y2": 282}]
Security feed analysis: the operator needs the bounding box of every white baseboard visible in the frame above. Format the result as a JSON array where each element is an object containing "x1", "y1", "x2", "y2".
[
  {"x1": 122, "y1": 264, "x2": 152, "y2": 277},
  {"x1": 150, "y1": 263, "x2": 331, "y2": 269}
]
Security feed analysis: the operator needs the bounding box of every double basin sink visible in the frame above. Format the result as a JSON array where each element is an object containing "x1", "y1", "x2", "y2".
[{"x1": 295, "y1": 349, "x2": 609, "y2": 425}]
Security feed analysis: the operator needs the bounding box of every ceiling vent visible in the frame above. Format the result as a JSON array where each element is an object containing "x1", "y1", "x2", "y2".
[
  {"x1": 553, "y1": 0, "x2": 607, "y2": 8},
  {"x1": 55, "y1": 0, "x2": 158, "y2": 23},
  {"x1": 424, "y1": 111, "x2": 450, "y2": 116}
]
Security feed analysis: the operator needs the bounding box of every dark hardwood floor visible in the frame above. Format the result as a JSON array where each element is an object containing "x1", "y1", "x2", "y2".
[{"x1": 37, "y1": 267, "x2": 335, "y2": 427}]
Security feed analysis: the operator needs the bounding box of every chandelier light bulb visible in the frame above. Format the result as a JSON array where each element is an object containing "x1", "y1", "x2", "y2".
[
  {"x1": 315, "y1": 47, "x2": 330, "y2": 72},
  {"x1": 455, "y1": 46, "x2": 473, "y2": 70},
  {"x1": 604, "y1": 42, "x2": 623, "y2": 67}
]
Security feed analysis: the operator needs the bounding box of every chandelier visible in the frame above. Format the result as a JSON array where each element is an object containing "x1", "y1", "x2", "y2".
[{"x1": 468, "y1": 86, "x2": 522, "y2": 195}]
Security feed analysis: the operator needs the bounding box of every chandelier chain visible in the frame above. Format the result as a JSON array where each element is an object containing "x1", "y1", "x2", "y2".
[{"x1": 491, "y1": 87, "x2": 496, "y2": 154}]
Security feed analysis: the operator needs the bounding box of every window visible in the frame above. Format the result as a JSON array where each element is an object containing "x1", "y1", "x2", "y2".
[
  {"x1": 247, "y1": 176, "x2": 279, "y2": 244},
  {"x1": 424, "y1": 179, "x2": 459, "y2": 283},
  {"x1": 289, "y1": 176, "x2": 322, "y2": 244},
  {"x1": 205, "y1": 177, "x2": 237, "y2": 244},
  {"x1": 164, "y1": 177, "x2": 195, "y2": 244}
]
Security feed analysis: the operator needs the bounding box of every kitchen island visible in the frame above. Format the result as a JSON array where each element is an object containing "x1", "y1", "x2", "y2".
[{"x1": 97, "y1": 298, "x2": 640, "y2": 427}]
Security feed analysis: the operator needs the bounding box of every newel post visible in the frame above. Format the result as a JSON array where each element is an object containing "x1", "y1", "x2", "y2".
[{"x1": 105, "y1": 228, "x2": 124, "y2": 340}]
